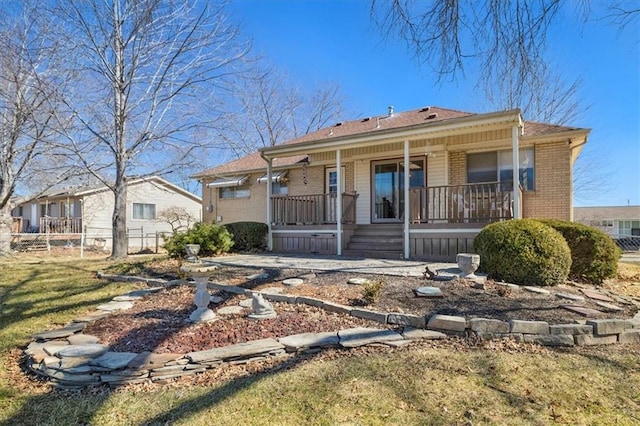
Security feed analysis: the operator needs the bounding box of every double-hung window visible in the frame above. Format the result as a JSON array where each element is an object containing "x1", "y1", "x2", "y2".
[
  {"x1": 467, "y1": 148, "x2": 535, "y2": 191},
  {"x1": 133, "y1": 203, "x2": 156, "y2": 220}
]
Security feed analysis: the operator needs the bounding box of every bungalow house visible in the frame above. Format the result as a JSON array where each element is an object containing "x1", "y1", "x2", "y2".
[
  {"x1": 11, "y1": 176, "x2": 202, "y2": 251},
  {"x1": 193, "y1": 106, "x2": 589, "y2": 261}
]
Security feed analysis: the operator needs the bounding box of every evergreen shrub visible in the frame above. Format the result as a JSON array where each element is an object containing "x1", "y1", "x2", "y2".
[
  {"x1": 164, "y1": 222, "x2": 233, "y2": 258},
  {"x1": 536, "y1": 219, "x2": 621, "y2": 284},
  {"x1": 473, "y1": 219, "x2": 571, "y2": 286},
  {"x1": 224, "y1": 221, "x2": 268, "y2": 252}
]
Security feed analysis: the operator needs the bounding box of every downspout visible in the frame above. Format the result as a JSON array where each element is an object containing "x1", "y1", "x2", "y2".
[
  {"x1": 336, "y1": 149, "x2": 343, "y2": 256},
  {"x1": 404, "y1": 140, "x2": 410, "y2": 259},
  {"x1": 260, "y1": 152, "x2": 273, "y2": 251}
]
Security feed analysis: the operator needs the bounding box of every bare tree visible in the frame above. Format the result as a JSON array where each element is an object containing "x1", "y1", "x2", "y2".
[
  {"x1": 157, "y1": 206, "x2": 198, "y2": 233},
  {"x1": 52, "y1": 0, "x2": 248, "y2": 258},
  {"x1": 218, "y1": 62, "x2": 346, "y2": 158},
  {"x1": 0, "y1": 3, "x2": 77, "y2": 254}
]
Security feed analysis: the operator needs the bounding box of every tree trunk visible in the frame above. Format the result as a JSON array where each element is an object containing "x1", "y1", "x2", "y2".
[
  {"x1": 0, "y1": 205, "x2": 12, "y2": 254},
  {"x1": 111, "y1": 180, "x2": 128, "y2": 259}
]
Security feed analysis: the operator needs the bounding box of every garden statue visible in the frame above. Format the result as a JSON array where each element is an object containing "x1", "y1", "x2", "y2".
[
  {"x1": 247, "y1": 292, "x2": 277, "y2": 320},
  {"x1": 185, "y1": 244, "x2": 201, "y2": 263}
]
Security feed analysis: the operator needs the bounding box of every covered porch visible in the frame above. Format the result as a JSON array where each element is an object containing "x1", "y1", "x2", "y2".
[{"x1": 260, "y1": 109, "x2": 525, "y2": 260}]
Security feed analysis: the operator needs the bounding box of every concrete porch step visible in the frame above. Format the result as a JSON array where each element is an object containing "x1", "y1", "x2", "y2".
[{"x1": 342, "y1": 249, "x2": 405, "y2": 260}]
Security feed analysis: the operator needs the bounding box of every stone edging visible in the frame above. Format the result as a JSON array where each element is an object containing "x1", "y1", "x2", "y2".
[{"x1": 23, "y1": 274, "x2": 640, "y2": 389}]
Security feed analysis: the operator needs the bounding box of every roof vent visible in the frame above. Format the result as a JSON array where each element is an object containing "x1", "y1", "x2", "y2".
[
  {"x1": 376, "y1": 117, "x2": 381, "y2": 129},
  {"x1": 427, "y1": 113, "x2": 438, "y2": 119},
  {"x1": 420, "y1": 106, "x2": 431, "y2": 112},
  {"x1": 388, "y1": 105, "x2": 394, "y2": 117},
  {"x1": 328, "y1": 129, "x2": 333, "y2": 136},
  {"x1": 362, "y1": 117, "x2": 370, "y2": 122},
  {"x1": 335, "y1": 122, "x2": 343, "y2": 127}
]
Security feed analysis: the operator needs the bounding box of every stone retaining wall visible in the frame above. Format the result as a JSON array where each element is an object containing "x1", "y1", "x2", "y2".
[{"x1": 24, "y1": 276, "x2": 640, "y2": 389}]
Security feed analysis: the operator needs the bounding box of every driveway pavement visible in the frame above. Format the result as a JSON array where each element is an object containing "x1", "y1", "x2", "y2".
[{"x1": 209, "y1": 253, "x2": 462, "y2": 278}]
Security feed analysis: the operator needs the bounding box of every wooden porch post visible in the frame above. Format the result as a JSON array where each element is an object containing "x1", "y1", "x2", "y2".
[
  {"x1": 266, "y1": 157, "x2": 273, "y2": 251},
  {"x1": 404, "y1": 139, "x2": 410, "y2": 259},
  {"x1": 512, "y1": 125, "x2": 521, "y2": 219},
  {"x1": 336, "y1": 149, "x2": 342, "y2": 256}
]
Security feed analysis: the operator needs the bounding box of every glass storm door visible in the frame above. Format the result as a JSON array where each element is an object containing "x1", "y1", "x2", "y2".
[{"x1": 372, "y1": 158, "x2": 425, "y2": 223}]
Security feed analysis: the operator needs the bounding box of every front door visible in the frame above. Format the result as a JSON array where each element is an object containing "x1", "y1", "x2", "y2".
[{"x1": 372, "y1": 158, "x2": 425, "y2": 222}]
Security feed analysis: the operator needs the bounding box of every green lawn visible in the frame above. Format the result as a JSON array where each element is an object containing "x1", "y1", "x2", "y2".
[{"x1": 1, "y1": 256, "x2": 639, "y2": 425}]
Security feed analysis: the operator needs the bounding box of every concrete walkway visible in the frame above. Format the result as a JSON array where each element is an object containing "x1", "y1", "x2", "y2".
[{"x1": 208, "y1": 253, "x2": 463, "y2": 278}]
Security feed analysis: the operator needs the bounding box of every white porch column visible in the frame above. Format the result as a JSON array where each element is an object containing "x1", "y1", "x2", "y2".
[
  {"x1": 403, "y1": 139, "x2": 410, "y2": 259},
  {"x1": 512, "y1": 125, "x2": 521, "y2": 219},
  {"x1": 266, "y1": 158, "x2": 273, "y2": 251},
  {"x1": 336, "y1": 149, "x2": 343, "y2": 256}
]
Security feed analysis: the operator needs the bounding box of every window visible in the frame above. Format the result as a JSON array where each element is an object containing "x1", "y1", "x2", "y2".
[
  {"x1": 219, "y1": 182, "x2": 250, "y2": 199},
  {"x1": 467, "y1": 148, "x2": 535, "y2": 191},
  {"x1": 619, "y1": 220, "x2": 640, "y2": 236},
  {"x1": 133, "y1": 203, "x2": 156, "y2": 220},
  {"x1": 61, "y1": 201, "x2": 75, "y2": 217},
  {"x1": 325, "y1": 167, "x2": 346, "y2": 194},
  {"x1": 272, "y1": 181, "x2": 288, "y2": 195}
]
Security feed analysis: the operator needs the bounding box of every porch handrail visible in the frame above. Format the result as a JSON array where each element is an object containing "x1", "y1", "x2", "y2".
[
  {"x1": 40, "y1": 216, "x2": 83, "y2": 234},
  {"x1": 409, "y1": 182, "x2": 514, "y2": 224},
  {"x1": 271, "y1": 192, "x2": 358, "y2": 225}
]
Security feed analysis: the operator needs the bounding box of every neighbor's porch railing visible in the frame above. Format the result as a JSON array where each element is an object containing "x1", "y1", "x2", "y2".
[
  {"x1": 40, "y1": 217, "x2": 83, "y2": 234},
  {"x1": 271, "y1": 192, "x2": 358, "y2": 225},
  {"x1": 409, "y1": 182, "x2": 521, "y2": 224}
]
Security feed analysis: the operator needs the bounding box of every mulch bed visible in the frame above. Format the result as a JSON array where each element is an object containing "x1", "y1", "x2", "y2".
[{"x1": 83, "y1": 264, "x2": 639, "y2": 355}]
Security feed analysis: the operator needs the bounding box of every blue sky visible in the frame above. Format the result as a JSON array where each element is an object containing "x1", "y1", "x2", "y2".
[{"x1": 229, "y1": 0, "x2": 639, "y2": 207}]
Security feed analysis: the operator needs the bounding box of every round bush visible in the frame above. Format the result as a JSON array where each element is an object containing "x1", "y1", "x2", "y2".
[
  {"x1": 473, "y1": 219, "x2": 571, "y2": 286},
  {"x1": 536, "y1": 219, "x2": 621, "y2": 284},
  {"x1": 164, "y1": 222, "x2": 233, "y2": 259},
  {"x1": 223, "y1": 221, "x2": 268, "y2": 252}
]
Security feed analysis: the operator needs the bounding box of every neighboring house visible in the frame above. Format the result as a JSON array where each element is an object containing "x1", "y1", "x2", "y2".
[
  {"x1": 192, "y1": 106, "x2": 589, "y2": 261},
  {"x1": 574, "y1": 206, "x2": 640, "y2": 238},
  {"x1": 11, "y1": 176, "x2": 202, "y2": 251}
]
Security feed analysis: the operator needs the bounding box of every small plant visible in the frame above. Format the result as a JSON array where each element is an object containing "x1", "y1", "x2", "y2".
[{"x1": 361, "y1": 277, "x2": 384, "y2": 305}]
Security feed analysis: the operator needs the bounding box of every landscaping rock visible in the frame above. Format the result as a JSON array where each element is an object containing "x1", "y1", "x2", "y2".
[
  {"x1": 595, "y1": 302, "x2": 625, "y2": 312},
  {"x1": 469, "y1": 318, "x2": 510, "y2": 334},
  {"x1": 67, "y1": 334, "x2": 100, "y2": 345},
  {"x1": 282, "y1": 278, "x2": 303, "y2": 287},
  {"x1": 387, "y1": 313, "x2": 426, "y2": 329},
  {"x1": 509, "y1": 320, "x2": 549, "y2": 335},
  {"x1": 560, "y1": 305, "x2": 604, "y2": 317},
  {"x1": 427, "y1": 314, "x2": 467, "y2": 333},
  {"x1": 549, "y1": 324, "x2": 593, "y2": 335},
  {"x1": 90, "y1": 352, "x2": 139, "y2": 370},
  {"x1": 57, "y1": 344, "x2": 109, "y2": 359},
  {"x1": 618, "y1": 330, "x2": 640, "y2": 344},
  {"x1": 321, "y1": 301, "x2": 352, "y2": 315},
  {"x1": 96, "y1": 301, "x2": 134, "y2": 312},
  {"x1": 414, "y1": 286, "x2": 444, "y2": 298},
  {"x1": 33, "y1": 323, "x2": 85, "y2": 340},
  {"x1": 555, "y1": 292, "x2": 585, "y2": 302},
  {"x1": 575, "y1": 334, "x2": 618, "y2": 346},
  {"x1": 338, "y1": 327, "x2": 404, "y2": 348},
  {"x1": 210, "y1": 295, "x2": 224, "y2": 304},
  {"x1": 72, "y1": 311, "x2": 112, "y2": 323},
  {"x1": 580, "y1": 289, "x2": 615, "y2": 302},
  {"x1": 586, "y1": 319, "x2": 629, "y2": 335},
  {"x1": 278, "y1": 332, "x2": 340, "y2": 351},
  {"x1": 217, "y1": 306, "x2": 245, "y2": 315},
  {"x1": 260, "y1": 287, "x2": 284, "y2": 295},
  {"x1": 128, "y1": 352, "x2": 183, "y2": 370},
  {"x1": 523, "y1": 334, "x2": 574, "y2": 347},
  {"x1": 401, "y1": 327, "x2": 446, "y2": 340},
  {"x1": 246, "y1": 273, "x2": 270, "y2": 280},
  {"x1": 187, "y1": 338, "x2": 284, "y2": 363},
  {"x1": 239, "y1": 298, "x2": 253, "y2": 308},
  {"x1": 351, "y1": 308, "x2": 387, "y2": 324},
  {"x1": 523, "y1": 286, "x2": 551, "y2": 295},
  {"x1": 296, "y1": 296, "x2": 327, "y2": 308},
  {"x1": 347, "y1": 277, "x2": 370, "y2": 285}
]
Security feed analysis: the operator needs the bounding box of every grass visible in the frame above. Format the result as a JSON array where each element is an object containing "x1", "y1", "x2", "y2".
[{"x1": 0, "y1": 255, "x2": 639, "y2": 425}]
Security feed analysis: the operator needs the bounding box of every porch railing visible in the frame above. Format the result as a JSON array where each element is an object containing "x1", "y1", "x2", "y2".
[
  {"x1": 272, "y1": 193, "x2": 358, "y2": 225},
  {"x1": 409, "y1": 182, "x2": 518, "y2": 224},
  {"x1": 40, "y1": 217, "x2": 83, "y2": 234}
]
